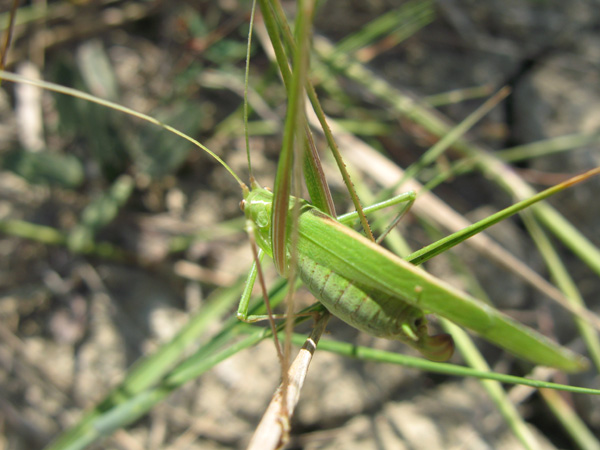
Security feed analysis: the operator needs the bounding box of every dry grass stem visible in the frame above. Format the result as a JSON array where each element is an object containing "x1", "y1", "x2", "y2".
[{"x1": 247, "y1": 311, "x2": 330, "y2": 450}]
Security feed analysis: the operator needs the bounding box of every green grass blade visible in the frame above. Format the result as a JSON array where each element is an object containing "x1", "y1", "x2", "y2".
[
  {"x1": 261, "y1": 0, "x2": 312, "y2": 276},
  {"x1": 45, "y1": 282, "x2": 245, "y2": 450},
  {"x1": 47, "y1": 276, "x2": 296, "y2": 450},
  {"x1": 541, "y1": 388, "x2": 600, "y2": 450},
  {"x1": 0, "y1": 219, "x2": 127, "y2": 259},
  {"x1": 47, "y1": 330, "x2": 267, "y2": 450},
  {"x1": 67, "y1": 175, "x2": 134, "y2": 253},
  {"x1": 443, "y1": 320, "x2": 542, "y2": 450},
  {"x1": 406, "y1": 167, "x2": 600, "y2": 266},
  {"x1": 398, "y1": 87, "x2": 510, "y2": 188},
  {"x1": 313, "y1": 35, "x2": 600, "y2": 278},
  {"x1": 306, "y1": 337, "x2": 600, "y2": 396},
  {"x1": 268, "y1": 0, "x2": 374, "y2": 239},
  {"x1": 255, "y1": 0, "x2": 336, "y2": 217},
  {"x1": 522, "y1": 211, "x2": 600, "y2": 371},
  {"x1": 497, "y1": 131, "x2": 600, "y2": 163},
  {"x1": 333, "y1": 0, "x2": 434, "y2": 56},
  {"x1": 424, "y1": 84, "x2": 494, "y2": 106}
]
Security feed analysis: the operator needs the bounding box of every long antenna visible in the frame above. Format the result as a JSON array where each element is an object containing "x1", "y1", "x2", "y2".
[{"x1": 0, "y1": 69, "x2": 245, "y2": 187}]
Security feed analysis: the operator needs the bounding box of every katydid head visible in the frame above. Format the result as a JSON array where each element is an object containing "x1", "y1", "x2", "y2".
[
  {"x1": 241, "y1": 184, "x2": 313, "y2": 272},
  {"x1": 241, "y1": 187, "x2": 275, "y2": 258}
]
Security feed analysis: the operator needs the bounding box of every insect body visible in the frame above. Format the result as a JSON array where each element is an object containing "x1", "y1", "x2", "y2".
[
  {"x1": 297, "y1": 250, "x2": 454, "y2": 362},
  {"x1": 243, "y1": 186, "x2": 587, "y2": 372}
]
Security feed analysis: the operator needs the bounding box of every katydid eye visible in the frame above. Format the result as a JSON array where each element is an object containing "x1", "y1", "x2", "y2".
[{"x1": 239, "y1": 200, "x2": 246, "y2": 211}]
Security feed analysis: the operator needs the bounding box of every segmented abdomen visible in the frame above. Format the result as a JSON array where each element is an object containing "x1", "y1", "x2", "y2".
[{"x1": 297, "y1": 252, "x2": 424, "y2": 342}]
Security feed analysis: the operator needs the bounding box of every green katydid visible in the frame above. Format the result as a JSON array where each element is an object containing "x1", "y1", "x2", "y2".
[
  {"x1": 230, "y1": 0, "x2": 592, "y2": 374},
  {"x1": 1, "y1": 67, "x2": 598, "y2": 450},
  {"x1": 0, "y1": 71, "x2": 592, "y2": 375},
  {"x1": 239, "y1": 175, "x2": 594, "y2": 371}
]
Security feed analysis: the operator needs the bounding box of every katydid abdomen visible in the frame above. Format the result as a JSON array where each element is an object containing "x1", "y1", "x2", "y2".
[
  {"x1": 243, "y1": 187, "x2": 587, "y2": 372},
  {"x1": 297, "y1": 252, "x2": 454, "y2": 361}
]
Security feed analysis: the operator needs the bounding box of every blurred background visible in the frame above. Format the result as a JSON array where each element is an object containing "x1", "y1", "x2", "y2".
[{"x1": 1, "y1": 1, "x2": 599, "y2": 448}]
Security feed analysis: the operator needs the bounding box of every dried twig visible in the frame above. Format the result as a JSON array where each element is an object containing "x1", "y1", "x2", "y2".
[{"x1": 247, "y1": 311, "x2": 330, "y2": 450}]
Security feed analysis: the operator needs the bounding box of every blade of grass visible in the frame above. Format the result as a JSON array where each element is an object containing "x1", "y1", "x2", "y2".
[
  {"x1": 333, "y1": 0, "x2": 434, "y2": 57},
  {"x1": 264, "y1": 0, "x2": 374, "y2": 238},
  {"x1": 45, "y1": 280, "x2": 247, "y2": 450},
  {"x1": 309, "y1": 109, "x2": 600, "y2": 332},
  {"x1": 496, "y1": 131, "x2": 600, "y2": 163},
  {"x1": 407, "y1": 167, "x2": 600, "y2": 268},
  {"x1": 540, "y1": 388, "x2": 600, "y2": 450},
  {"x1": 521, "y1": 210, "x2": 600, "y2": 371},
  {"x1": 0, "y1": 219, "x2": 127, "y2": 260},
  {"x1": 397, "y1": 86, "x2": 511, "y2": 188},
  {"x1": 48, "y1": 329, "x2": 269, "y2": 450},
  {"x1": 0, "y1": 0, "x2": 19, "y2": 75},
  {"x1": 443, "y1": 320, "x2": 542, "y2": 450},
  {"x1": 313, "y1": 34, "x2": 600, "y2": 278},
  {"x1": 256, "y1": 0, "x2": 336, "y2": 218},
  {"x1": 265, "y1": 0, "x2": 311, "y2": 276},
  {"x1": 291, "y1": 335, "x2": 600, "y2": 395}
]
